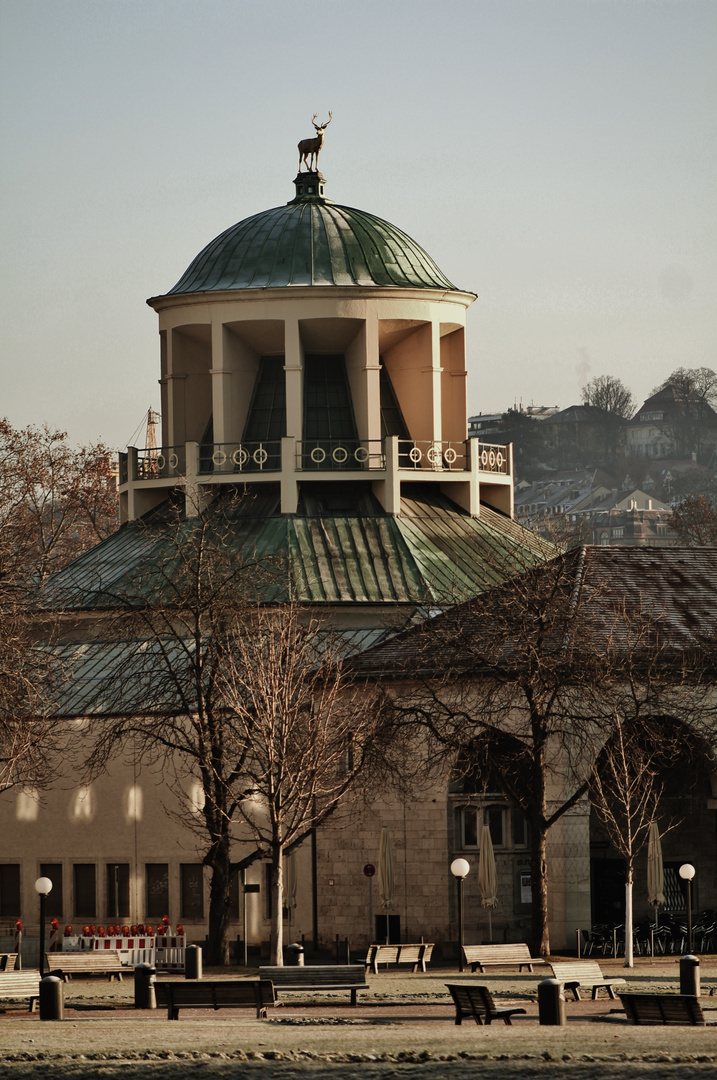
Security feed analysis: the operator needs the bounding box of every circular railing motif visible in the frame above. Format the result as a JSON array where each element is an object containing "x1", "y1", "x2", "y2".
[
  {"x1": 310, "y1": 447, "x2": 326, "y2": 464},
  {"x1": 354, "y1": 446, "x2": 369, "y2": 463},
  {"x1": 332, "y1": 446, "x2": 349, "y2": 464},
  {"x1": 409, "y1": 446, "x2": 422, "y2": 463},
  {"x1": 212, "y1": 450, "x2": 227, "y2": 466},
  {"x1": 444, "y1": 447, "x2": 457, "y2": 465},
  {"x1": 253, "y1": 448, "x2": 268, "y2": 466},
  {"x1": 168, "y1": 453, "x2": 179, "y2": 470},
  {"x1": 232, "y1": 447, "x2": 249, "y2": 467}
]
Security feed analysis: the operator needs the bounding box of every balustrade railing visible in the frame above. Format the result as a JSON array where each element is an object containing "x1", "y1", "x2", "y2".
[
  {"x1": 297, "y1": 440, "x2": 385, "y2": 471},
  {"x1": 397, "y1": 440, "x2": 469, "y2": 471},
  {"x1": 474, "y1": 441, "x2": 510, "y2": 475},
  {"x1": 136, "y1": 446, "x2": 185, "y2": 480},
  {"x1": 199, "y1": 441, "x2": 281, "y2": 474}
]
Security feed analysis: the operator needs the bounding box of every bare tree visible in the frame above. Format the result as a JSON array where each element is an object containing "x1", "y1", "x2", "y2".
[
  {"x1": 581, "y1": 375, "x2": 635, "y2": 465},
  {"x1": 352, "y1": 546, "x2": 717, "y2": 957},
  {"x1": 0, "y1": 418, "x2": 117, "y2": 794},
  {"x1": 671, "y1": 495, "x2": 717, "y2": 546},
  {"x1": 355, "y1": 547, "x2": 602, "y2": 956},
  {"x1": 650, "y1": 367, "x2": 717, "y2": 461},
  {"x1": 78, "y1": 495, "x2": 395, "y2": 964}
]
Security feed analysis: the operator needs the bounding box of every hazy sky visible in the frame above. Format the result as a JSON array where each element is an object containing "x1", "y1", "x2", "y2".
[{"x1": 1, "y1": 0, "x2": 715, "y2": 450}]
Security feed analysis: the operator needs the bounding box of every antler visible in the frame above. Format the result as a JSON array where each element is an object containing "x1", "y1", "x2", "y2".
[{"x1": 311, "y1": 113, "x2": 320, "y2": 130}]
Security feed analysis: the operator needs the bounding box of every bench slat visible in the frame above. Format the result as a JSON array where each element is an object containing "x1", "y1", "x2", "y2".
[
  {"x1": 364, "y1": 944, "x2": 434, "y2": 974},
  {"x1": 550, "y1": 961, "x2": 626, "y2": 1001},
  {"x1": 462, "y1": 944, "x2": 543, "y2": 973},
  {"x1": 0, "y1": 972, "x2": 41, "y2": 1012},
  {"x1": 155, "y1": 980, "x2": 274, "y2": 1020},
  {"x1": 46, "y1": 953, "x2": 124, "y2": 981},
  {"x1": 445, "y1": 983, "x2": 526, "y2": 1026},
  {"x1": 259, "y1": 965, "x2": 367, "y2": 1006},
  {"x1": 619, "y1": 992, "x2": 714, "y2": 1026}
]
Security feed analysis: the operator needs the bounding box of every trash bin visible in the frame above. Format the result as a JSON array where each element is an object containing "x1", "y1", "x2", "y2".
[
  {"x1": 134, "y1": 963, "x2": 157, "y2": 1009},
  {"x1": 185, "y1": 943, "x2": 203, "y2": 980},
  {"x1": 287, "y1": 943, "x2": 305, "y2": 966}
]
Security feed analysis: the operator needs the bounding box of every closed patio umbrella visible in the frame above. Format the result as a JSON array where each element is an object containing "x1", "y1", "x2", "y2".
[
  {"x1": 478, "y1": 824, "x2": 498, "y2": 941},
  {"x1": 647, "y1": 821, "x2": 664, "y2": 929},
  {"x1": 378, "y1": 827, "x2": 395, "y2": 942}
]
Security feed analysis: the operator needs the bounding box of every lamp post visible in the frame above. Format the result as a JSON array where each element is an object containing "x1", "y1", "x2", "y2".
[
  {"x1": 450, "y1": 858, "x2": 470, "y2": 972},
  {"x1": 34, "y1": 877, "x2": 53, "y2": 977},
  {"x1": 679, "y1": 863, "x2": 696, "y2": 954}
]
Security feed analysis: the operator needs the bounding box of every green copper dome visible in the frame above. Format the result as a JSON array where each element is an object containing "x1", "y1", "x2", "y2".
[{"x1": 168, "y1": 173, "x2": 457, "y2": 294}]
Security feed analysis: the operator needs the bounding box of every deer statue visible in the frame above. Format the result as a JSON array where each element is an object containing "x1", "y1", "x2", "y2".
[{"x1": 298, "y1": 113, "x2": 332, "y2": 172}]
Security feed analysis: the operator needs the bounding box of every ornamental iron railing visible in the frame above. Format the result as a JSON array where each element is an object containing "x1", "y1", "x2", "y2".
[
  {"x1": 398, "y1": 440, "x2": 469, "y2": 471},
  {"x1": 297, "y1": 440, "x2": 385, "y2": 471},
  {"x1": 199, "y1": 441, "x2": 282, "y2": 474},
  {"x1": 136, "y1": 446, "x2": 186, "y2": 480},
  {"x1": 474, "y1": 441, "x2": 510, "y2": 475}
]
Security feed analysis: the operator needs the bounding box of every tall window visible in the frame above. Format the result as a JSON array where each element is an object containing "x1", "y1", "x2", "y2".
[
  {"x1": 106, "y1": 864, "x2": 130, "y2": 920},
  {"x1": 303, "y1": 356, "x2": 357, "y2": 436},
  {"x1": 145, "y1": 864, "x2": 169, "y2": 920},
  {"x1": 0, "y1": 864, "x2": 21, "y2": 916},
  {"x1": 73, "y1": 864, "x2": 96, "y2": 919},
  {"x1": 40, "y1": 863, "x2": 63, "y2": 918},
  {"x1": 180, "y1": 865, "x2": 204, "y2": 920},
  {"x1": 244, "y1": 357, "x2": 286, "y2": 434}
]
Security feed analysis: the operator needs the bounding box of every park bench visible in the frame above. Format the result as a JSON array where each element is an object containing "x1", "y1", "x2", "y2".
[
  {"x1": 45, "y1": 952, "x2": 125, "y2": 981},
  {"x1": 0, "y1": 952, "x2": 19, "y2": 971},
  {"x1": 462, "y1": 944, "x2": 544, "y2": 973},
  {"x1": 549, "y1": 960, "x2": 626, "y2": 1000},
  {"x1": 618, "y1": 992, "x2": 717, "y2": 1026},
  {"x1": 0, "y1": 971, "x2": 41, "y2": 1011},
  {"x1": 155, "y1": 979, "x2": 275, "y2": 1020},
  {"x1": 364, "y1": 943, "x2": 434, "y2": 974},
  {"x1": 259, "y1": 964, "x2": 368, "y2": 1005},
  {"x1": 445, "y1": 982, "x2": 527, "y2": 1026}
]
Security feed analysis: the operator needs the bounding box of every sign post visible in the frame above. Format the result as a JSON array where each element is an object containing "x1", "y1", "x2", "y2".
[{"x1": 363, "y1": 864, "x2": 375, "y2": 945}]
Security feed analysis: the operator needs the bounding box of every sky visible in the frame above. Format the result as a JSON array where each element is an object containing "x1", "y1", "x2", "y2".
[{"x1": 1, "y1": 0, "x2": 715, "y2": 451}]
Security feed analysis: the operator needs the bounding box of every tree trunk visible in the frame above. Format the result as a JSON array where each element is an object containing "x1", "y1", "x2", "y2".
[
  {"x1": 206, "y1": 840, "x2": 232, "y2": 966},
  {"x1": 531, "y1": 823, "x2": 550, "y2": 956},
  {"x1": 624, "y1": 862, "x2": 634, "y2": 968},
  {"x1": 269, "y1": 845, "x2": 284, "y2": 965}
]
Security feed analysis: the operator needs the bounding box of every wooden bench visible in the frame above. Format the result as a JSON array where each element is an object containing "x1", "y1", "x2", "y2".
[
  {"x1": 549, "y1": 960, "x2": 626, "y2": 1000},
  {"x1": 445, "y1": 983, "x2": 527, "y2": 1026},
  {"x1": 259, "y1": 964, "x2": 368, "y2": 1006},
  {"x1": 619, "y1": 992, "x2": 717, "y2": 1026},
  {"x1": 0, "y1": 953, "x2": 20, "y2": 971},
  {"x1": 0, "y1": 971, "x2": 41, "y2": 1012},
  {"x1": 46, "y1": 952, "x2": 125, "y2": 981},
  {"x1": 364, "y1": 943, "x2": 434, "y2": 974},
  {"x1": 462, "y1": 944, "x2": 544, "y2": 973},
  {"x1": 155, "y1": 979, "x2": 275, "y2": 1020}
]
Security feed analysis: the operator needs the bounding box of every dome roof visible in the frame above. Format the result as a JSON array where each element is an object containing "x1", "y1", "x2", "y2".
[{"x1": 168, "y1": 174, "x2": 457, "y2": 294}]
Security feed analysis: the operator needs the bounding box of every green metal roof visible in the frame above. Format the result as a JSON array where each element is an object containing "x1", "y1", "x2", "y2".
[
  {"x1": 164, "y1": 177, "x2": 458, "y2": 294},
  {"x1": 42, "y1": 492, "x2": 548, "y2": 612}
]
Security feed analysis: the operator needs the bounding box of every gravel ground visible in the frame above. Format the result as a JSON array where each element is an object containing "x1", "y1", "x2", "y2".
[{"x1": 1, "y1": 959, "x2": 716, "y2": 1078}]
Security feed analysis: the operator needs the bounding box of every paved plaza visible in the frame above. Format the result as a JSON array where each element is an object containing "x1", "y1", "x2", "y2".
[{"x1": 2, "y1": 960, "x2": 717, "y2": 1078}]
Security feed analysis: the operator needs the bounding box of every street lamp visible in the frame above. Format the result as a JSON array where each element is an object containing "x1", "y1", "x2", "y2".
[
  {"x1": 679, "y1": 863, "x2": 696, "y2": 954},
  {"x1": 451, "y1": 858, "x2": 470, "y2": 972},
  {"x1": 34, "y1": 877, "x2": 53, "y2": 977}
]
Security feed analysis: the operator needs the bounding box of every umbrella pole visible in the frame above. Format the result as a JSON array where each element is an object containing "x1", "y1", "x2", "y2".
[{"x1": 488, "y1": 908, "x2": 492, "y2": 942}]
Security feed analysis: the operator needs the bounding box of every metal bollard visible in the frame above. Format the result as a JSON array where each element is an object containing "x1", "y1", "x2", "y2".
[
  {"x1": 287, "y1": 943, "x2": 305, "y2": 966},
  {"x1": 538, "y1": 977, "x2": 566, "y2": 1026},
  {"x1": 39, "y1": 975, "x2": 64, "y2": 1021},
  {"x1": 134, "y1": 963, "x2": 157, "y2": 1009},
  {"x1": 680, "y1": 954, "x2": 700, "y2": 996},
  {"x1": 185, "y1": 943, "x2": 203, "y2": 980}
]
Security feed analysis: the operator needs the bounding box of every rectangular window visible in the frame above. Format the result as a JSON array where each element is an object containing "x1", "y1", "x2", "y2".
[
  {"x1": 486, "y1": 807, "x2": 504, "y2": 848},
  {"x1": 456, "y1": 807, "x2": 478, "y2": 847},
  {"x1": 40, "y1": 863, "x2": 63, "y2": 918},
  {"x1": 512, "y1": 809, "x2": 528, "y2": 849},
  {"x1": 180, "y1": 865, "x2": 204, "y2": 920},
  {"x1": 0, "y1": 864, "x2": 21, "y2": 916},
  {"x1": 145, "y1": 864, "x2": 169, "y2": 920},
  {"x1": 106, "y1": 864, "x2": 130, "y2": 920},
  {"x1": 73, "y1": 864, "x2": 96, "y2": 919}
]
